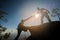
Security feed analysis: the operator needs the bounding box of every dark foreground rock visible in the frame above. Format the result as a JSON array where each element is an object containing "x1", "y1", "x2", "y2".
[{"x1": 26, "y1": 21, "x2": 60, "y2": 40}]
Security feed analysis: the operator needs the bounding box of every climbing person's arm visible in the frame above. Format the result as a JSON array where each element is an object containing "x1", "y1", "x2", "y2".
[{"x1": 23, "y1": 16, "x2": 33, "y2": 22}]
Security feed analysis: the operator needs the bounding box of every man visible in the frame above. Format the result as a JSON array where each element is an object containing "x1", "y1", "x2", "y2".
[
  {"x1": 15, "y1": 20, "x2": 27, "y2": 40},
  {"x1": 15, "y1": 16, "x2": 33, "y2": 40},
  {"x1": 37, "y1": 8, "x2": 51, "y2": 24}
]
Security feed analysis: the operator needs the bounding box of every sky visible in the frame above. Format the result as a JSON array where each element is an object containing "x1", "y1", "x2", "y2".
[{"x1": 0, "y1": 0, "x2": 60, "y2": 29}]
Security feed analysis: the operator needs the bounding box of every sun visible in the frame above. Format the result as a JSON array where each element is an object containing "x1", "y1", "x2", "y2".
[{"x1": 35, "y1": 13, "x2": 39, "y2": 18}]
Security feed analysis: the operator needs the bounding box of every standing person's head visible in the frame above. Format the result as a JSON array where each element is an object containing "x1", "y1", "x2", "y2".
[
  {"x1": 37, "y1": 8, "x2": 41, "y2": 13},
  {"x1": 37, "y1": 8, "x2": 40, "y2": 10}
]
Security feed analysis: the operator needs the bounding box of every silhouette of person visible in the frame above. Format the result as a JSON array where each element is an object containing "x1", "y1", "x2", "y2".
[
  {"x1": 15, "y1": 15, "x2": 33, "y2": 40},
  {"x1": 15, "y1": 20, "x2": 27, "y2": 40},
  {"x1": 37, "y1": 8, "x2": 51, "y2": 24}
]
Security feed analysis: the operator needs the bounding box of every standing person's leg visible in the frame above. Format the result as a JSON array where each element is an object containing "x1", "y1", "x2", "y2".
[
  {"x1": 41, "y1": 15, "x2": 44, "y2": 24},
  {"x1": 45, "y1": 14, "x2": 51, "y2": 22},
  {"x1": 14, "y1": 30, "x2": 21, "y2": 40}
]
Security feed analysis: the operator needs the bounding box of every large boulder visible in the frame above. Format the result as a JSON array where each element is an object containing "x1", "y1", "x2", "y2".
[{"x1": 27, "y1": 21, "x2": 60, "y2": 40}]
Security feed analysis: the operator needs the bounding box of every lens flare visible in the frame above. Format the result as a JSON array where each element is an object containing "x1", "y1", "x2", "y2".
[{"x1": 35, "y1": 13, "x2": 39, "y2": 18}]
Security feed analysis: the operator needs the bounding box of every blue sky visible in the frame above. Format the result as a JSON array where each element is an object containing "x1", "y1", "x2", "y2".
[{"x1": 0, "y1": 0, "x2": 60, "y2": 29}]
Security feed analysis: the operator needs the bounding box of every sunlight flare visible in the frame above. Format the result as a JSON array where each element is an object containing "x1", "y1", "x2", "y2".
[{"x1": 35, "y1": 13, "x2": 40, "y2": 18}]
